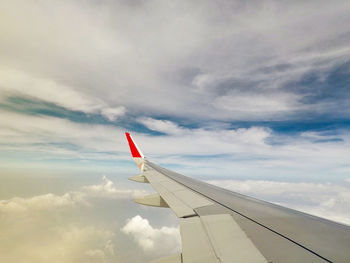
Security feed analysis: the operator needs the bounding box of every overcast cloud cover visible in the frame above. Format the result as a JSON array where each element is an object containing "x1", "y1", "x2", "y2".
[{"x1": 1, "y1": 0, "x2": 350, "y2": 262}]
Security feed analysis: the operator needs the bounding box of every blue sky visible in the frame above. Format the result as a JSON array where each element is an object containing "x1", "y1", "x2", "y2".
[{"x1": 1, "y1": 1, "x2": 350, "y2": 262}]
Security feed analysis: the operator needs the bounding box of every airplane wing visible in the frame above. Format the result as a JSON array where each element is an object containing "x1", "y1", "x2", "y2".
[{"x1": 125, "y1": 132, "x2": 350, "y2": 263}]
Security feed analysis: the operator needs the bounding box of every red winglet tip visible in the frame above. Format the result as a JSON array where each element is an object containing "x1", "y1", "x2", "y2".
[{"x1": 125, "y1": 132, "x2": 143, "y2": 158}]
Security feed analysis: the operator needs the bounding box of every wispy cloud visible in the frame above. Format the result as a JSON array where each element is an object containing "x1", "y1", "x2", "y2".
[
  {"x1": 0, "y1": 68, "x2": 126, "y2": 121},
  {"x1": 1, "y1": 0, "x2": 350, "y2": 121},
  {"x1": 207, "y1": 179, "x2": 350, "y2": 225},
  {"x1": 138, "y1": 117, "x2": 187, "y2": 135},
  {"x1": 1, "y1": 109, "x2": 350, "y2": 182}
]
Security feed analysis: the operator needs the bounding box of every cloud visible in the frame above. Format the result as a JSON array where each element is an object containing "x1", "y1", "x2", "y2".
[
  {"x1": 1, "y1": 2, "x2": 350, "y2": 260},
  {"x1": 0, "y1": 176, "x2": 143, "y2": 214},
  {"x1": 0, "y1": 176, "x2": 157, "y2": 263},
  {"x1": 1, "y1": 0, "x2": 350, "y2": 121},
  {"x1": 121, "y1": 215, "x2": 180, "y2": 254},
  {"x1": 137, "y1": 117, "x2": 271, "y2": 152},
  {"x1": 207, "y1": 179, "x2": 350, "y2": 225},
  {"x1": 0, "y1": 67, "x2": 100, "y2": 113},
  {"x1": 0, "y1": 67, "x2": 126, "y2": 121},
  {"x1": 0, "y1": 193, "x2": 116, "y2": 263},
  {"x1": 213, "y1": 92, "x2": 304, "y2": 120},
  {"x1": 101, "y1": 106, "x2": 126, "y2": 121},
  {"x1": 0, "y1": 191, "x2": 87, "y2": 213},
  {"x1": 0, "y1": 109, "x2": 127, "y2": 157},
  {"x1": 138, "y1": 117, "x2": 185, "y2": 135},
  {"x1": 2, "y1": 108, "x2": 350, "y2": 183},
  {"x1": 82, "y1": 176, "x2": 148, "y2": 198}
]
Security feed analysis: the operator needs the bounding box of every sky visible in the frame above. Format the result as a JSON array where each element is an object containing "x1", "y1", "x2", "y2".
[{"x1": 1, "y1": 0, "x2": 350, "y2": 262}]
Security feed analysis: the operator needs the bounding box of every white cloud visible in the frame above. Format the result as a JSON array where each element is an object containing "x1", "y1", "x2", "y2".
[
  {"x1": 207, "y1": 179, "x2": 350, "y2": 225},
  {"x1": 0, "y1": 109, "x2": 126, "y2": 155},
  {"x1": 55, "y1": 226, "x2": 116, "y2": 263},
  {"x1": 213, "y1": 92, "x2": 304, "y2": 120},
  {"x1": 2, "y1": 109, "x2": 350, "y2": 183},
  {"x1": 101, "y1": 106, "x2": 126, "y2": 121},
  {"x1": 0, "y1": 67, "x2": 125, "y2": 121},
  {"x1": 0, "y1": 177, "x2": 157, "y2": 263},
  {"x1": 0, "y1": 67, "x2": 100, "y2": 113},
  {"x1": 136, "y1": 118, "x2": 271, "y2": 153},
  {"x1": 0, "y1": 191, "x2": 87, "y2": 213},
  {"x1": 121, "y1": 215, "x2": 180, "y2": 254},
  {"x1": 82, "y1": 176, "x2": 148, "y2": 199},
  {"x1": 0, "y1": 176, "x2": 143, "y2": 215},
  {"x1": 0, "y1": 194, "x2": 116, "y2": 263},
  {"x1": 0, "y1": 110, "x2": 271, "y2": 159},
  {"x1": 138, "y1": 117, "x2": 185, "y2": 135}
]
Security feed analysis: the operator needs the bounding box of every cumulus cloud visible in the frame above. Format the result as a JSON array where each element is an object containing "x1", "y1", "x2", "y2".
[
  {"x1": 207, "y1": 179, "x2": 350, "y2": 225},
  {"x1": 0, "y1": 193, "x2": 116, "y2": 263},
  {"x1": 82, "y1": 175, "x2": 148, "y2": 198},
  {"x1": 121, "y1": 215, "x2": 180, "y2": 254},
  {"x1": 0, "y1": 176, "x2": 158, "y2": 263},
  {"x1": 0, "y1": 176, "x2": 143, "y2": 214},
  {"x1": 0, "y1": 191, "x2": 87, "y2": 213}
]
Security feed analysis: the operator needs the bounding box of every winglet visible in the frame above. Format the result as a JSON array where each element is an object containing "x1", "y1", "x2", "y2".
[{"x1": 125, "y1": 132, "x2": 145, "y2": 170}]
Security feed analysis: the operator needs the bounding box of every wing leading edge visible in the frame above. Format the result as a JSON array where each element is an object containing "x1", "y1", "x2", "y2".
[{"x1": 125, "y1": 133, "x2": 350, "y2": 263}]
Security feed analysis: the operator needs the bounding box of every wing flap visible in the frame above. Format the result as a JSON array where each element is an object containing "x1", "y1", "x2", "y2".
[
  {"x1": 144, "y1": 170, "x2": 213, "y2": 209},
  {"x1": 200, "y1": 214, "x2": 267, "y2": 263},
  {"x1": 128, "y1": 174, "x2": 149, "y2": 183},
  {"x1": 180, "y1": 214, "x2": 268, "y2": 263},
  {"x1": 143, "y1": 170, "x2": 196, "y2": 217},
  {"x1": 180, "y1": 216, "x2": 220, "y2": 263},
  {"x1": 134, "y1": 193, "x2": 169, "y2": 208}
]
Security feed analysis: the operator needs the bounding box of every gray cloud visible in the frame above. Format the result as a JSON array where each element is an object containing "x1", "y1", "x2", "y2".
[{"x1": 1, "y1": 0, "x2": 350, "y2": 121}]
